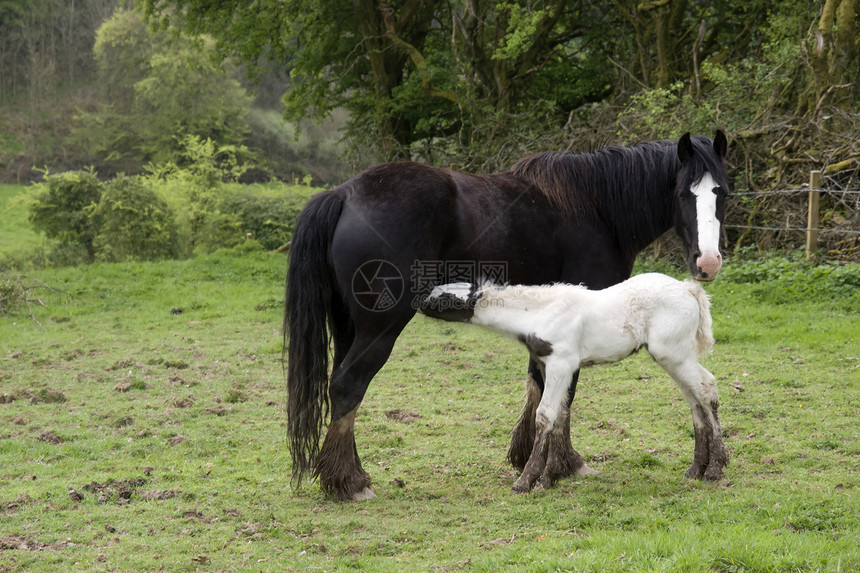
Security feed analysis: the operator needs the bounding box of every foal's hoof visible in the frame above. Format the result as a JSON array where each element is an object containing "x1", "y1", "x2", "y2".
[
  {"x1": 703, "y1": 466, "x2": 724, "y2": 482},
  {"x1": 684, "y1": 464, "x2": 706, "y2": 480},
  {"x1": 350, "y1": 487, "x2": 377, "y2": 501},
  {"x1": 512, "y1": 479, "x2": 531, "y2": 494},
  {"x1": 575, "y1": 463, "x2": 600, "y2": 476}
]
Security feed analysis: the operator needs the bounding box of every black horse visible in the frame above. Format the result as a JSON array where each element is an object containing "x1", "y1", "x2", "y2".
[{"x1": 285, "y1": 131, "x2": 729, "y2": 500}]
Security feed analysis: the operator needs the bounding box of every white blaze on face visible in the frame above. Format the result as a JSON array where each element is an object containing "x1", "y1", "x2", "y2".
[{"x1": 690, "y1": 172, "x2": 722, "y2": 279}]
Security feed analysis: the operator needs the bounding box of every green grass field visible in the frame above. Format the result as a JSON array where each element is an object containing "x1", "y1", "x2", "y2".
[
  {"x1": 1, "y1": 245, "x2": 858, "y2": 571},
  {"x1": 0, "y1": 185, "x2": 41, "y2": 256}
]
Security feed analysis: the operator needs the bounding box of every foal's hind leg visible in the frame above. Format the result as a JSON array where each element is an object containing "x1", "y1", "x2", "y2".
[
  {"x1": 684, "y1": 365, "x2": 729, "y2": 481},
  {"x1": 652, "y1": 353, "x2": 729, "y2": 481}
]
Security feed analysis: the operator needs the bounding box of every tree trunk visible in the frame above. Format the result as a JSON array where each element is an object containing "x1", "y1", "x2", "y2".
[{"x1": 812, "y1": 0, "x2": 856, "y2": 115}]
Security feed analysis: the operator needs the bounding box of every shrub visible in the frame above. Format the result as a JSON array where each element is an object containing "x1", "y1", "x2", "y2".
[
  {"x1": 94, "y1": 175, "x2": 180, "y2": 262},
  {"x1": 195, "y1": 211, "x2": 245, "y2": 254},
  {"x1": 217, "y1": 191, "x2": 305, "y2": 251},
  {"x1": 143, "y1": 136, "x2": 258, "y2": 255},
  {"x1": 719, "y1": 253, "x2": 860, "y2": 306},
  {"x1": 0, "y1": 275, "x2": 27, "y2": 315},
  {"x1": 28, "y1": 170, "x2": 102, "y2": 261}
]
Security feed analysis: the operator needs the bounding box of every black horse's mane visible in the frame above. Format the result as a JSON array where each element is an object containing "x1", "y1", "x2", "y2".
[
  {"x1": 510, "y1": 136, "x2": 727, "y2": 255},
  {"x1": 510, "y1": 140, "x2": 675, "y2": 214}
]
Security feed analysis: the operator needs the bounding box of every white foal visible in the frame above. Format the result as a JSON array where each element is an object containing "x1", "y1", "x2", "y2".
[{"x1": 421, "y1": 273, "x2": 729, "y2": 492}]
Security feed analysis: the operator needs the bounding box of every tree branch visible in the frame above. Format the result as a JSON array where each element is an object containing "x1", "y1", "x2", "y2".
[{"x1": 379, "y1": 0, "x2": 458, "y2": 103}]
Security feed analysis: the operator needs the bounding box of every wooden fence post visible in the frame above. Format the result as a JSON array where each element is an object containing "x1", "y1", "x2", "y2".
[{"x1": 806, "y1": 170, "x2": 821, "y2": 260}]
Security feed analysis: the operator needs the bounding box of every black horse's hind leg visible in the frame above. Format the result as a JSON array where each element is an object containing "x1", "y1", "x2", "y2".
[
  {"x1": 508, "y1": 361, "x2": 595, "y2": 480},
  {"x1": 315, "y1": 329, "x2": 401, "y2": 501},
  {"x1": 330, "y1": 296, "x2": 355, "y2": 372}
]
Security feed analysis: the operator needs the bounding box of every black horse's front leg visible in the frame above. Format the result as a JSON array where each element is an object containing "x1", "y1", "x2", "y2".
[{"x1": 508, "y1": 368, "x2": 541, "y2": 471}]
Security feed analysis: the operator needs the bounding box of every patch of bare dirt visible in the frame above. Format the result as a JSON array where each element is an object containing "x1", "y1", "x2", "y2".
[
  {"x1": 166, "y1": 434, "x2": 186, "y2": 446},
  {"x1": 113, "y1": 381, "x2": 146, "y2": 392},
  {"x1": 107, "y1": 359, "x2": 142, "y2": 371},
  {"x1": 83, "y1": 477, "x2": 148, "y2": 505},
  {"x1": 385, "y1": 409, "x2": 422, "y2": 423},
  {"x1": 0, "y1": 534, "x2": 47, "y2": 551},
  {"x1": 170, "y1": 396, "x2": 195, "y2": 408},
  {"x1": 140, "y1": 489, "x2": 176, "y2": 501},
  {"x1": 37, "y1": 431, "x2": 62, "y2": 444},
  {"x1": 1, "y1": 494, "x2": 32, "y2": 515},
  {"x1": 203, "y1": 407, "x2": 230, "y2": 416},
  {"x1": 28, "y1": 389, "x2": 67, "y2": 404},
  {"x1": 183, "y1": 509, "x2": 211, "y2": 522}
]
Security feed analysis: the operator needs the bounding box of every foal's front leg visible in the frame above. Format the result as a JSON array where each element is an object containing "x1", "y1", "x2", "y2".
[
  {"x1": 537, "y1": 403, "x2": 597, "y2": 490},
  {"x1": 509, "y1": 361, "x2": 594, "y2": 479},
  {"x1": 512, "y1": 360, "x2": 579, "y2": 493}
]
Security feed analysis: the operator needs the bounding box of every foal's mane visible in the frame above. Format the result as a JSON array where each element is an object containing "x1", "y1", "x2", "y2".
[{"x1": 478, "y1": 282, "x2": 587, "y2": 309}]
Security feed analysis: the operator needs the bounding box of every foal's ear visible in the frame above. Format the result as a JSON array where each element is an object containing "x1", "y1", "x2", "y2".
[
  {"x1": 713, "y1": 129, "x2": 728, "y2": 160},
  {"x1": 677, "y1": 132, "x2": 693, "y2": 163}
]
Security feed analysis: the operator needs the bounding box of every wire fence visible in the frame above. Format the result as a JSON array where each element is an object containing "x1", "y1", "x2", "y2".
[
  {"x1": 724, "y1": 186, "x2": 860, "y2": 236},
  {"x1": 718, "y1": 171, "x2": 860, "y2": 261},
  {"x1": 731, "y1": 189, "x2": 860, "y2": 196}
]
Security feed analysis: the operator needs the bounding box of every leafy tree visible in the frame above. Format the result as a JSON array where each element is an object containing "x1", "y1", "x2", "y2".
[
  {"x1": 138, "y1": 0, "x2": 610, "y2": 169},
  {"x1": 69, "y1": 9, "x2": 253, "y2": 170},
  {"x1": 28, "y1": 169, "x2": 102, "y2": 261},
  {"x1": 810, "y1": 0, "x2": 857, "y2": 126}
]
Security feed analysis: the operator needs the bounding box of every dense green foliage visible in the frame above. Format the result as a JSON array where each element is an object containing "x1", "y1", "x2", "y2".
[
  {"x1": 1, "y1": 1, "x2": 858, "y2": 257},
  {"x1": 69, "y1": 9, "x2": 252, "y2": 170},
  {"x1": 718, "y1": 252, "x2": 860, "y2": 308},
  {"x1": 133, "y1": 0, "x2": 860, "y2": 258},
  {"x1": 139, "y1": 1, "x2": 858, "y2": 174},
  {"x1": 15, "y1": 140, "x2": 315, "y2": 267},
  {"x1": 0, "y1": 0, "x2": 344, "y2": 184},
  {"x1": 27, "y1": 170, "x2": 103, "y2": 261},
  {"x1": 0, "y1": 250, "x2": 857, "y2": 570},
  {"x1": 216, "y1": 191, "x2": 306, "y2": 252},
  {"x1": 93, "y1": 176, "x2": 181, "y2": 262}
]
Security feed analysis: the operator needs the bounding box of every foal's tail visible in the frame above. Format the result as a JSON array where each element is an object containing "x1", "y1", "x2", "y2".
[
  {"x1": 284, "y1": 189, "x2": 344, "y2": 488},
  {"x1": 686, "y1": 280, "x2": 714, "y2": 356}
]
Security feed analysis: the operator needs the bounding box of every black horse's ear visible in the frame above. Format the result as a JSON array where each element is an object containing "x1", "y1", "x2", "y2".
[
  {"x1": 677, "y1": 132, "x2": 693, "y2": 163},
  {"x1": 714, "y1": 129, "x2": 728, "y2": 159}
]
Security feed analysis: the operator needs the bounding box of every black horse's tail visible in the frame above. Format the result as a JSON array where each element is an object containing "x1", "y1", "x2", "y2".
[{"x1": 284, "y1": 189, "x2": 344, "y2": 488}]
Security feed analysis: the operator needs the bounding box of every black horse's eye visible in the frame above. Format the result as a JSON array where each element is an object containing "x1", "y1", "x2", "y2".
[{"x1": 713, "y1": 186, "x2": 726, "y2": 198}]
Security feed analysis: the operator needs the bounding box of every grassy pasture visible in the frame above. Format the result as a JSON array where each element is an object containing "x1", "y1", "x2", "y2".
[
  {"x1": 0, "y1": 247, "x2": 858, "y2": 572},
  {"x1": 0, "y1": 185, "x2": 41, "y2": 257}
]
